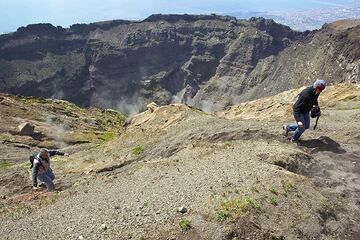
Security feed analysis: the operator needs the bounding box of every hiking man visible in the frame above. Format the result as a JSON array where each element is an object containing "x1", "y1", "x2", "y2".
[
  {"x1": 31, "y1": 148, "x2": 69, "y2": 192},
  {"x1": 283, "y1": 79, "x2": 326, "y2": 143}
]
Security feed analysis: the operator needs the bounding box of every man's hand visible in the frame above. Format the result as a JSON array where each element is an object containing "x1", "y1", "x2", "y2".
[
  {"x1": 297, "y1": 122, "x2": 304, "y2": 128},
  {"x1": 64, "y1": 153, "x2": 70, "y2": 157}
]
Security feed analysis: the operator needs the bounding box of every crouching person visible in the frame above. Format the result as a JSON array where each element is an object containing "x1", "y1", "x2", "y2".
[
  {"x1": 283, "y1": 79, "x2": 326, "y2": 143},
  {"x1": 31, "y1": 148, "x2": 69, "y2": 192}
]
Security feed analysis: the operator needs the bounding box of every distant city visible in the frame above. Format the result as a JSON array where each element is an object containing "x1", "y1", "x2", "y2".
[{"x1": 229, "y1": 7, "x2": 360, "y2": 31}]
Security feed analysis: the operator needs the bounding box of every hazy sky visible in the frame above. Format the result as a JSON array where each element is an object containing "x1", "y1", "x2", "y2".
[{"x1": 0, "y1": 0, "x2": 358, "y2": 33}]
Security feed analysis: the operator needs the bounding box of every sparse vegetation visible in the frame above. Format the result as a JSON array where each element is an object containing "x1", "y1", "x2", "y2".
[
  {"x1": 269, "y1": 187, "x2": 279, "y2": 195},
  {"x1": 69, "y1": 130, "x2": 118, "y2": 144},
  {"x1": 71, "y1": 131, "x2": 97, "y2": 143},
  {"x1": 132, "y1": 145, "x2": 144, "y2": 155},
  {"x1": 179, "y1": 218, "x2": 192, "y2": 231},
  {"x1": 244, "y1": 196, "x2": 261, "y2": 210},
  {"x1": 143, "y1": 201, "x2": 149, "y2": 208},
  {"x1": 0, "y1": 160, "x2": 11, "y2": 169},
  {"x1": 281, "y1": 179, "x2": 295, "y2": 193},
  {"x1": 270, "y1": 197, "x2": 278, "y2": 206},
  {"x1": 42, "y1": 192, "x2": 61, "y2": 204},
  {"x1": 99, "y1": 131, "x2": 117, "y2": 142},
  {"x1": 0, "y1": 202, "x2": 31, "y2": 220},
  {"x1": 215, "y1": 196, "x2": 260, "y2": 221}
]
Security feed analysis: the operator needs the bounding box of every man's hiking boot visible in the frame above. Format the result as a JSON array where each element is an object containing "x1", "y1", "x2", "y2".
[
  {"x1": 282, "y1": 124, "x2": 289, "y2": 136},
  {"x1": 290, "y1": 138, "x2": 300, "y2": 145}
]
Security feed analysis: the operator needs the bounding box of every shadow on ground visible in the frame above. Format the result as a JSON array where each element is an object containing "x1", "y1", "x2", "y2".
[{"x1": 299, "y1": 136, "x2": 346, "y2": 154}]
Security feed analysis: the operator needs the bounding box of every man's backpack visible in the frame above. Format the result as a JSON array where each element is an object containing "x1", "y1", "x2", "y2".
[{"x1": 29, "y1": 153, "x2": 38, "y2": 169}]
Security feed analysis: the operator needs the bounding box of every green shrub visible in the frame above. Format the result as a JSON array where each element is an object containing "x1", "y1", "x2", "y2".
[
  {"x1": 215, "y1": 196, "x2": 259, "y2": 221},
  {"x1": 270, "y1": 197, "x2": 278, "y2": 206},
  {"x1": 132, "y1": 145, "x2": 144, "y2": 155},
  {"x1": 269, "y1": 187, "x2": 278, "y2": 195},
  {"x1": 281, "y1": 180, "x2": 295, "y2": 193},
  {"x1": 179, "y1": 218, "x2": 191, "y2": 231}
]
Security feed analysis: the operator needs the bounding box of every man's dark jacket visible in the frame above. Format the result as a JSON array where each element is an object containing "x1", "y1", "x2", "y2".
[{"x1": 293, "y1": 86, "x2": 320, "y2": 120}]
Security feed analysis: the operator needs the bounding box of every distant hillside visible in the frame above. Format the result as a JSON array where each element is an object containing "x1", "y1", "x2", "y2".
[{"x1": 0, "y1": 15, "x2": 359, "y2": 113}]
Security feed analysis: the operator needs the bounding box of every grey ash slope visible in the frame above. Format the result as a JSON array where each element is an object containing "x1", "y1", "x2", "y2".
[{"x1": 1, "y1": 84, "x2": 359, "y2": 239}]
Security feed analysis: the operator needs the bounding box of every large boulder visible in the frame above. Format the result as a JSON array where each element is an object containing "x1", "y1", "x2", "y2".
[{"x1": 18, "y1": 122, "x2": 35, "y2": 136}]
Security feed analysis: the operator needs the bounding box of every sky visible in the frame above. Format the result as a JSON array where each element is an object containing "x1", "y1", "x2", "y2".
[{"x1": 0, "y1": 0, "x2": 359, "y2": 33}]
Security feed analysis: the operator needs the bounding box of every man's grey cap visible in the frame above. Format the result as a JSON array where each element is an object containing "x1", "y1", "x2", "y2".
[{"x1": 313, "y1": 79, "x2": 326, "y2": 90}]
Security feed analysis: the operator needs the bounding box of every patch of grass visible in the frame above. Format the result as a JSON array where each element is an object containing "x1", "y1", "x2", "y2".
[
  {"x1": 0, "y1": 160, "x2": 11, "y2": 169},
  {"x1": 70, "y1": 130, "x2": 117, "y2": 144},
  {"x1": 71, "y1": 131, "x2": 96, "y2": 143},
  {"x1": 21, "y1": 96, "x2": 51, "y2": 105},
  {"x1": 215, "y1": 196, "x2": 259, "y2": 221},
  {"x1": 132, "y1": 145, "x2": 144, "y2": 156},
  {"x1": 179, "y1": 218, "x2": 192, "y2": 231},
  {"x1": 91, "y1": 108, "x2": 126, "y2": 130},
  {"x1": 244, "y1": 196, "x2": 261, "y2": 210},
  {"x1": 269, "y1": 187, "x2": 279, "y2": 195},
  {"x1": 270, "y1": 197, "x2": 278, "y2": 206},
  {"x1": 38, "y1": 192, "x2": 61, "y2": 206},
  {"x1": 46, "y1": 192, "x2": 60, "y2": 204},
  {"x1": 99, "y1": 131, "x2": 117, "y2": 142},
  {"x1": 0, "y1": 202, "x2": 31, "y2": 220},
  {"x1": 281, "y1": 179, "x2": 295, "y2": 193}
]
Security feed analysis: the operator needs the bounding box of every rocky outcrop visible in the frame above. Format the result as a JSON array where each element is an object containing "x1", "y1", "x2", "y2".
[
  {"x1": 17, "y1": 122, "x2": 35, "y2": 136},
  {"x1": 0, "y1": 15, "x2": 358, "y2": 113}
]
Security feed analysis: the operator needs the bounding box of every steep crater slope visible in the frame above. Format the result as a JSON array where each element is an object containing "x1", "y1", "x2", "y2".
[
  {"x1": 0, "y1": 15, "x2": 358, "y2": 112},
  {"x1": 193, "y1": 19, "x2": 360, "y2": 109},
  {"x1": 0, "y1": 84, "x2": 359, "y2": 239},
  {"x1": 0, "y1": 93, "x2": 125, "y2": 197}
]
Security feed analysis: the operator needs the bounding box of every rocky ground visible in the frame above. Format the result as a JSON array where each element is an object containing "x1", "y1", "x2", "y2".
[{"x1": 0, "y1": 84, "x2": 359, "y2": 239}]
